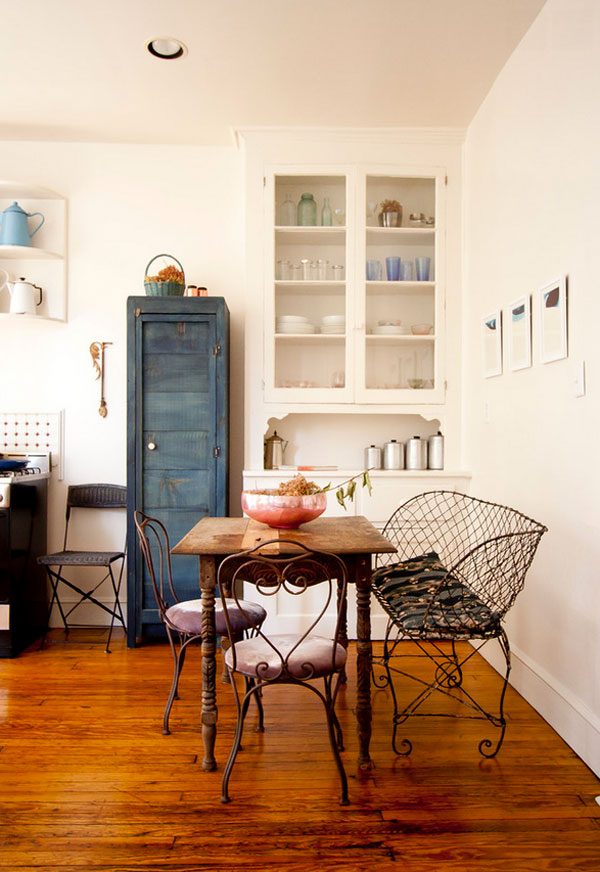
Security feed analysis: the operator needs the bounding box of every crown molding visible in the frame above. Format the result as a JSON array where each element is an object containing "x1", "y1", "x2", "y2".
[{"x1": 233, "y1": 126, "x2": 467, "y2": 149}]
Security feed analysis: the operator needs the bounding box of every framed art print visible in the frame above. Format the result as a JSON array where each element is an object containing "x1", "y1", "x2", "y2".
[
  {"x1": 508, "y1": 296, "x2": 531, "y2": 371},
  {"x1": 538, "y1": 276, "x2": 567, "y2": 363},
  {"x1": 482, "y1": 310, "x2": 502, "y2": 377}
]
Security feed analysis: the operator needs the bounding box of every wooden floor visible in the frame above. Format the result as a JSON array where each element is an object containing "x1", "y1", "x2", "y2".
[{"x1": 1, "y1": 629, "x2": 599, "y2": 871}]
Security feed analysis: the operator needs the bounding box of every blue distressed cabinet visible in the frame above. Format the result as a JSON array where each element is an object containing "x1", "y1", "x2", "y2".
[{"x1": 126, "y1": 296, "x2": 229, "y2": 645}]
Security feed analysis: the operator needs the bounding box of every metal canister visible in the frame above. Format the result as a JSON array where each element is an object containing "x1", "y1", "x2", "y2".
[
  {"x1": 383, "y1": 439, "x2": 404, "y2": 470},
  {"x1": 428, "y1": 431, "x2": 444, "y2": 470},
  {"x1": 364, "y1": 444, "x2": 382, "y2": 469},
  {"x1": 405, "y1": 436, "x2": 428, "y2": 470}
]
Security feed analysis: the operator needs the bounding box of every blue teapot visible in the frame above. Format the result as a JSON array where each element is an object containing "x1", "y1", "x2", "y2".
[{"x1": 0, "y1": 201, "x2": 45, "y2": 246}]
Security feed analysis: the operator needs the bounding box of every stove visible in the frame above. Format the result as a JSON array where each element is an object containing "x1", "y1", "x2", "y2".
[{"x1": 0, "y1": 451, "x2": 50, "y2": 656}]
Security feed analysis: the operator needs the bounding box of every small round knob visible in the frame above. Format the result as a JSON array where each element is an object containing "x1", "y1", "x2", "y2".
[{"x1": 147, "y1": 441, "x2": 156, "y2": 451}]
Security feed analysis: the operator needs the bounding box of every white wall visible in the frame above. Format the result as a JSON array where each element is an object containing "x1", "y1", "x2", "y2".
[
  {"x1": 0, "y1": 140, "x2": 245, "y2": 620},
  {"x1": 464, "y1": 0, "x2": 600, "y2": 774}
]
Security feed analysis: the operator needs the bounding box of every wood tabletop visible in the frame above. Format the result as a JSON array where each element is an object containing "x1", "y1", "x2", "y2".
[{"x1": 172, "y1": 515, "x2": 397, "y2": 557}]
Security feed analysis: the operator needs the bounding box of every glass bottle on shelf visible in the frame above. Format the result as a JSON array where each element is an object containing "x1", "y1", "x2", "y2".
[
  {"x1": 321, "y1": 197, "x2": 332, "y2": 226},
  {"x1": 279, "y1": 194, "x2": 296, "y2": 226},
  {"x1": 297, "y1": 193, "x2": 317, "y2": 226}
]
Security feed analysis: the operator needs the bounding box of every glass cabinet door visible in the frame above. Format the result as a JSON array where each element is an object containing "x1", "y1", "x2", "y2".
[
  {"x1": 356, "y1": 171, "x2": 445, "y2": 404},
  {"x1": 264, "y1": 172, "x2": 354, "y2": 403}
]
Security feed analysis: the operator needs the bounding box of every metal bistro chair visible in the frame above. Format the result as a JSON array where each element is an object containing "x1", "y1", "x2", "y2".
[
  {"x1": 38, "y1": 483, "x2": 127, "y2": 653},
  {"x1": 217, "y1": 540, "x2": 350, "y2": 806},
  {"x1": 134, "y1": 511, "x2": 267, "y2": 736},
  {"x1": 371, "y1": 491, "x2": 547, "y2": 758}
]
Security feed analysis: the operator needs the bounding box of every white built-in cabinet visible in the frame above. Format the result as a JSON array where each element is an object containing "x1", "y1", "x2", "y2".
[
  {"x1": 265, "y1": 166, "x2": 445, "y2": 405},
  {"x1": 0, "y1": 181, "x2": 67, "y2": 321}
]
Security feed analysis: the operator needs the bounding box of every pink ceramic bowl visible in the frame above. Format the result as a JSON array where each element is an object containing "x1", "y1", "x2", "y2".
[{"x1": 241, "y1": 491, "x2": 327, "y2": 529}]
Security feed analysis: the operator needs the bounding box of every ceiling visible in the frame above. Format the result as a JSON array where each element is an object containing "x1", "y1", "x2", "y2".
[{"x1": 1, "y1": 0, "x2": 546, "y2": 146}]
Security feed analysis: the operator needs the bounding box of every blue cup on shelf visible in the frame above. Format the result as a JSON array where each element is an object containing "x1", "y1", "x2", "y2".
[
  {"x1": 415, "y1": 256, "x2": 431, "y2": 281},
  {"x1": 386, "y1": 256, "x2": 401, "y2": 281},
  {"x1": 366, "y1": 259, "x2": 382, "y2": 280}
]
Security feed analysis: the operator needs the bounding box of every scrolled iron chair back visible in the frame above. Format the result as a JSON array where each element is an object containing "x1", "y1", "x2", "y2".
[
  {"x1": 218, "y1": 541, "x2": 348, "y2": 683},
  {"x1": 134, "y1": 511, "x2": 179, "y2": 619}
]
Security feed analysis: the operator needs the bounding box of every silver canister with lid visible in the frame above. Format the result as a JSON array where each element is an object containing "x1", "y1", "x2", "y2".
[
  {"x1": 405, "y1": 436, "x2": 428, "y2": 470},
  {"x1": 364, "y1": 444, "x2": 382, "y2": 469},
  {"x1": 427, "y1": 431, "x2": 444, "y2": 470},
  {"x1": 383, "y1": 439, "x2": 404, "y2": 470}
]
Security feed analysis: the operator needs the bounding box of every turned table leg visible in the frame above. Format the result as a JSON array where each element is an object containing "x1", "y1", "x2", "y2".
[
  {"x1": 354, "y1": 554, "x2": 374, "y2": 770},
  {"x1": 200, "y1": 555, "x2": 218, "y2": 771}
]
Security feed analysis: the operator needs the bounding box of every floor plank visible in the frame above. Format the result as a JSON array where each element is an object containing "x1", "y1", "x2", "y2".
[{"x1": 0, "y1": 630, "x2": 599, "y2": 871}]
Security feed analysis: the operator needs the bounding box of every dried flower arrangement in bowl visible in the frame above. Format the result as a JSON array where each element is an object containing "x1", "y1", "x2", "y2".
[
  {"x1": 241, "y1": 471, "x2": 373, "y2": 530},
  {"x1": 144, "y1": 254, "x2": 186, "y2": 296},
  {"x1": 378, "y1": 199, "x2": 403, "y2": 228}
]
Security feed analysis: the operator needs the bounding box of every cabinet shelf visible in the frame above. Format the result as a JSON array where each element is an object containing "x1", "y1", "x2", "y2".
[
  {"x1": 366, "y1": 280, "x2": 435, "y2": 294},
  {"x1": 367, "y1": 227, "x2": 434, "y2": 245},
  {"x1": 276, "y1": 280, "x2": 346, "y2": 296},
  {"x1": 366, "y1": 333, "x2": 435, "y2": 342},
  {"x1": 275, "y1": 333, "x2": 345, "y2": 342},
  {"x1": 275, "y1": 227, "x2": 345, "y2": 245},
  {"x1": 0, "y1": 244, "x2": 62, "y2": 260}
]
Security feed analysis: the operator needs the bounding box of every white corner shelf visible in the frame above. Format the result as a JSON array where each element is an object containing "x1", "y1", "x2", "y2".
[{"x1": 0, "y1": 182, "x2": 67, "y2": 321}]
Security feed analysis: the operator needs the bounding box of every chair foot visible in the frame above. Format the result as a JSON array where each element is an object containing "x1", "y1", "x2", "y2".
[
  {"x1": 220, "y1": 795, "x2": 231, "y2": 804},
  {"x1": 162, "y1": 728, "x2": 170, "y2": 736}
]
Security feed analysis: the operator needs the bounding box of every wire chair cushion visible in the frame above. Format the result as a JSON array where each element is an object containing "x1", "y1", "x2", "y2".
[
  {"x1": 165, "y1": 597, "x2": 267, "y2": 636},
  {"x1": 225, "y1": 633, "x2": 347, "y2": 681},
  {"x1": 372, "y1": 551, "x2": 500, "y2": 639}
]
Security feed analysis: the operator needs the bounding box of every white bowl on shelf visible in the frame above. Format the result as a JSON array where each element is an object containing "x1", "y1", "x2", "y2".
[
  {"x1": 321, "y1": 314, "x2": 345, "y2": 326},
  {"x1": 321, "y1": 325, "x2": 345, "y2": 334},
  {"x1": 277, "y1": 314, "x2": 310, "y2": 323},
  {"x1": 276, "y1": 323, "x2": 316, "y2": 334},
  {"x1": 411, "y1": 324, "x2": 433, "y2": 335},
  {"x1": 372, "y1": 325, "x2": 410, "y2": 335}
]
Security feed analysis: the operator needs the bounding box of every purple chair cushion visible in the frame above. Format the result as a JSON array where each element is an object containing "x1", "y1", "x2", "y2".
[
  {"x1": 165, "y1": 598, "x2": 266, "y2": 636},
  {"x1": 224, "y1": 633, "x2": 347, "y2": 680}
]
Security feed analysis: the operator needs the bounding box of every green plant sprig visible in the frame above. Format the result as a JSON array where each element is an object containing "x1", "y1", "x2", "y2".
[{"x1": 321, "y1": 469, "x2": 373, "y2": 511}]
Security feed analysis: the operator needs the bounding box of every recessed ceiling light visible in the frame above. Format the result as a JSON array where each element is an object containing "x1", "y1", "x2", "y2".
[{"x1": 146, "y1": 37, "x2": 187, "y2": 60}]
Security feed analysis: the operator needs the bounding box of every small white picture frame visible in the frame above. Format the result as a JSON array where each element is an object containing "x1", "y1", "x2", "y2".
[
  {"x1": 507, "y1": 296, "x2": 531, "y2": 371},
  {"x1": 482, "y1": 310, "x2": 502, "y2": 377},
  {"x1": 538, "y1": 276, "x2": 568, "y2": 363}
]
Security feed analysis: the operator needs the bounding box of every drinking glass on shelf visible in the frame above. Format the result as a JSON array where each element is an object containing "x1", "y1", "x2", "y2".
[
  {"x1": 331, "y1": 264, "x2": 344, "y2": 280},
  {"x1": 309, "y1": 261, "x2": 319, "y2": 280},
  {"x1": 290, "y1": 263, "x2": 302, "y2": 280},
  {"x1": 300, "y1": 258, "x2": 311, "y2": 280},
  {"x1": 316, "y1": 258, "x2": 328, "y2": 280},
  {"x1": 386, "y1": 256, "x2": 401, "y2": 281},
  {"x1": 366, "y1": 259, "x2": 383, "y2": 281},
  {"x1": 333, "y1": 208, "x2": 345, "y2": 226},
  {"x1": 400, "y1": 260, "x2": 414, "y2": 281},
  {"x1": 276, "y1": 259, "x2": 291, "y2": 280},
  {"x1": 415, "y1": 256, "x2": 431, "y2": 281},
  {"x1": 331, "y1": 370, "x2": 345, "y2": 388}
]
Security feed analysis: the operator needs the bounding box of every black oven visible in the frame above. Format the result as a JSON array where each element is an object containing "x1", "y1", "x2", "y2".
[{"x1": 0, "y1": 471, "x2": 49, "y2": 657}]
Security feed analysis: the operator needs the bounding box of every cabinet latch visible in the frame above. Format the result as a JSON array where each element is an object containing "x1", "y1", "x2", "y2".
[
  {"x1": 213, "y1": 446, "x2": 221, "y2": 458},
  {"x1": 212, "y1": 343, "x2": 221, "y2": 356},
  {"x1": 134, "y1": 307, "x2": 141, "y2": 317}
]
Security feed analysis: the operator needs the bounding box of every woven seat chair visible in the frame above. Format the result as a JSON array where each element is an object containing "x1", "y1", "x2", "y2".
[
  {"x1": 217, "y1": 540, "x2": 350, "y2": 806},
  {"x1": 371, "y1": 491, "x2": 547, "y2": 758},
  {"x1": 38, "y1": 483, "x2": 127, "y2": 653},
  {"x1": 134, "y1": 511, "x2": 267, "y2": 736}
]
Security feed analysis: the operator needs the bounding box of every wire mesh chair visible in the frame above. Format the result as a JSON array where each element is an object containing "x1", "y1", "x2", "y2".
[
  {"x1": 38, "y1": 483, "x2": 127, "y2": 653},
  {"x1": 217, "y1": 540, "x2": 350, "y2": 806},
  {"x1": 371, "y1": 491, "x2": 547, "y2": 758},
  {"x1": 134, "y1": 511, "x2": 267, "y2": 735}
]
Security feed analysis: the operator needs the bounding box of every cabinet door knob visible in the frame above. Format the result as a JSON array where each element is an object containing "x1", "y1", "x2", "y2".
[{"x1": 147, "y1": 441, "x2": 156, "y2": 451}]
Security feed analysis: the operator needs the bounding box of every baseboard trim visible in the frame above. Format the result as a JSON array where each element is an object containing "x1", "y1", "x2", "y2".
[{"x1": 479, "y1": 640, "x2": 600, "y2": 778}]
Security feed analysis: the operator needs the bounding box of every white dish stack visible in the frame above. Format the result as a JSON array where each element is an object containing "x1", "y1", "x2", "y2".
[
  {"x1": 276, "y1": 315, "x2": 316, "y2": 334},
  {"x1": 320, "y1": 314, "x2": 345, "y2": 334}
]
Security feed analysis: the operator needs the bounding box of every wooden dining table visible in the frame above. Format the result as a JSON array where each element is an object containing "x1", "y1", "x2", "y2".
[{"x1": 172, "y1": 514, "x2": 397, "y2": 771}]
